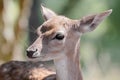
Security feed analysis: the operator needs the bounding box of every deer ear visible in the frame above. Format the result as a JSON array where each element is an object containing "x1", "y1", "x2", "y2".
[
  {"x1": 77, "y1": 9, "x2": 112, "y2": 33},
  {"x1": 41, "y1": 5, "x2": 57, "y2": 21}
]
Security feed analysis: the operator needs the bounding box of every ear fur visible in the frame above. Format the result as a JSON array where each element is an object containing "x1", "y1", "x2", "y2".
[
  {"x1": 77, "y1": 9, "x2": 112, "y2": 33},
  {"x1": 41, "y1": 5, "x2": 57, "y2": 21}
]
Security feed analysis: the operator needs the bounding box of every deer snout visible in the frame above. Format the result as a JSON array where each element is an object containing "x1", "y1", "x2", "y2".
[{"x1": 26, "y1": 48, "x2": 38, "y2": 58}]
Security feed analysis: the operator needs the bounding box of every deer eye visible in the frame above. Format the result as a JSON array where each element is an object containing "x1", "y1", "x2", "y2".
[{"x1": 54, "y1": 33, "x2": 64, "y2": 40}]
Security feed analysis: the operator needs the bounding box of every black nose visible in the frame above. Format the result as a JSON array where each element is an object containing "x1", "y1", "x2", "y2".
[{"x1": 26, "y1": 49, "x2": 37, "y2": 58}]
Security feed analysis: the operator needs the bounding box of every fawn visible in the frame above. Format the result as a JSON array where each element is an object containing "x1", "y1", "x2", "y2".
[{"x1": 26, "y1": 5, "x2": 112, "y2": 80}]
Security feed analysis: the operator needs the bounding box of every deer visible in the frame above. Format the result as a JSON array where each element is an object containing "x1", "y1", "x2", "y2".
[{"x1": 26, "y1": 5, "x2": 112, "y2": 80}]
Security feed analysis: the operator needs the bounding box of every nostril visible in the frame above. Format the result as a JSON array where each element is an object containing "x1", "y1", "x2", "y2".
[
  {"x1": 26, "y1": 50, "x2": 37, "y2": 58},
  {"x1": 36, "y1": 49, "x2": 38, "y2": 52}
]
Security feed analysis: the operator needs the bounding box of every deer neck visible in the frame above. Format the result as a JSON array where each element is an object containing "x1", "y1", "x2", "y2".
[{"x1": 54, "y1": 38, "x2": 83, "y2": 80}]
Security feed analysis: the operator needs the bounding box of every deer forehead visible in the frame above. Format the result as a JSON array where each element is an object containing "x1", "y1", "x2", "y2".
[
  {"x1": 44, "y1": 16, "x2": 71, "y2": 29},
  {"x1": 37, "y1": 16, "x2": 72, "y2": 37}
]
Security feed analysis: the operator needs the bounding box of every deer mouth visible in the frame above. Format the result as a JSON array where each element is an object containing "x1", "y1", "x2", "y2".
[{"x1": 26, "y1": 52, "x2": 37, "y2": 59}]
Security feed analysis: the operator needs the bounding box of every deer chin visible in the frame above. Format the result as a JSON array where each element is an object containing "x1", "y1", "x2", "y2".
[
  {"x1": 31, "y1": 52, "x2": 65, "y2": 61},
  {"x1": 27, "y1": 54, "x2": 47, "y2": 62}
]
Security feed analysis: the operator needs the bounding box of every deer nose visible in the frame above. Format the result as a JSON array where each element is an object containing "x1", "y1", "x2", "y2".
[{"x1": 26, "y1": 49, "x2": 38, "y2": 58}]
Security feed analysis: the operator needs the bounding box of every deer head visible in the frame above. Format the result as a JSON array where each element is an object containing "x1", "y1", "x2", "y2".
[{"x1": 26, "y1": 5, "x2": 112, "y2": 61}]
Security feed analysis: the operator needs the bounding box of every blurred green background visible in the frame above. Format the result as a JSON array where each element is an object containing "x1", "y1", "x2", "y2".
[{"x1": 0, "y1": 0, "x2": 120, "y2": 80}]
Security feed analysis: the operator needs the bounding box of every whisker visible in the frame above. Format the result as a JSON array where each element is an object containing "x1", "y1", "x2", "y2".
[
  {"x1": 29, "y1": 26, "x2": 37, "y2": 33},
  {"x1": 26, "y1": 29, "x2": 36, "y2": 33}
]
